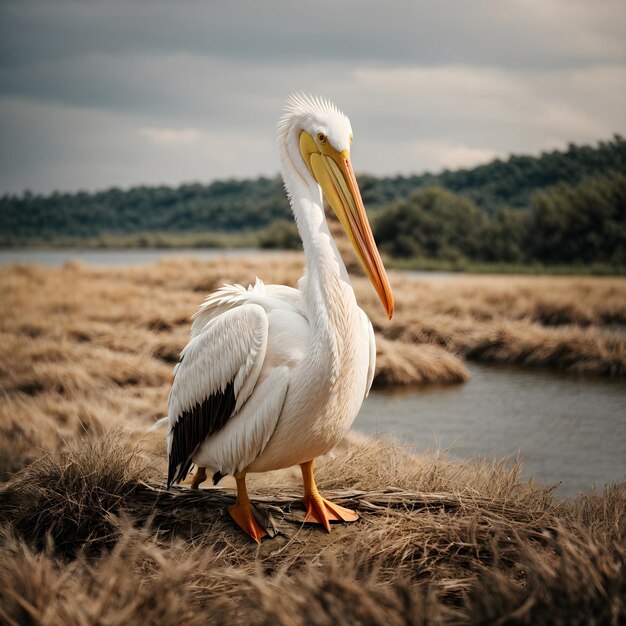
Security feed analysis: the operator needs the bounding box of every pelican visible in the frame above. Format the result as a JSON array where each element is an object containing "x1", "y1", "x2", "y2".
[{"x1": 166, "y1": 94, "x2": 394, "y2": 542}]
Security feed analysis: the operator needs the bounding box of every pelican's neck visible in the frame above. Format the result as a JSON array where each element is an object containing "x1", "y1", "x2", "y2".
[{"x1": 279, "y1": 135, "x2": 356, "y2": 326}]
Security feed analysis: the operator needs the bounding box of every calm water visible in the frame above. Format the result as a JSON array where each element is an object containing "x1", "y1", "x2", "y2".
[
  {"x1": 0, "y1": 247, "x2": 274, "y2": 267},
  {"x1": 3, "y1": 248, "x2": 625, "y2": 496},
  {"x1": 0, "y1": 248, "x2": 455, "y2": 280},
  {"x1": 360, "y1": 364, "x2": 626, "y2": 497}
]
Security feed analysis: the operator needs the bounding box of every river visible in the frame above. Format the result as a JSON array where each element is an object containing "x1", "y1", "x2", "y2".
[
  {"x1": 2, "y1": 247, "x2": 625, "y2": 496},
  {"x1": 0, "y1": 247, "x2": 271, "y2": 267},
  {"x1": 357, "y1": 363, "x2": 626, "y2": 497}
]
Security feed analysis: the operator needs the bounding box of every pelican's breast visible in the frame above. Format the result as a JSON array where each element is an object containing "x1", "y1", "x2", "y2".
[{"x1": 246, "y1": 292, "x2": 371, "y2": 473}]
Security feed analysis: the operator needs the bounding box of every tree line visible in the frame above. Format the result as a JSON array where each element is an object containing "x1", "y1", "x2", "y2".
[
  {"x1": 1, "y1": 136, "x2": 624, "y2": 267},
  {"x1": 374, "y1": 172, "x2": 625, "y2": 267}
]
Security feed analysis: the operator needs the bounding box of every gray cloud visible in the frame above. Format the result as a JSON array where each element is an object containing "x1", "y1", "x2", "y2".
[
  {"x1": 2, "y1": 0, "x2": 623, "y2": 70},
  {"x1": 0, "y1": 0, "x2": 624, "y2": 193}
]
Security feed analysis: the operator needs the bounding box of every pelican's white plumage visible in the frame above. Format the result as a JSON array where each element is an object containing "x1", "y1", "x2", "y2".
[{"x1": 166, "y1": 94, "x2": 392, "y2": 541}]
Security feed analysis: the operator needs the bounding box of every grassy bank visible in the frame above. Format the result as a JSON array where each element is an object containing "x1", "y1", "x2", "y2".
[
  {"x1": 385, "y1": 256, "x2": 626, "y2": 276},
  {"x1": 0, "y1": 254, "x2": 625, "y2": 623},
  {"x1": 0, "y1": 432, "x2": 624, "y2": 625}
]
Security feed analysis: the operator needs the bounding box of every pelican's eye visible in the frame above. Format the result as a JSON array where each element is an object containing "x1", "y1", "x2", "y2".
[
  {"x1": 349, "y1": 134, "x2": 353, "y2": 144},
  {"x1": 317, "y1": 133, "x2": 327, "y2": 144}
]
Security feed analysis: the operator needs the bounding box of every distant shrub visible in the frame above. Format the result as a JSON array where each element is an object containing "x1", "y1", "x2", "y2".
[
  {"x1": 374, "y1": 186, "x2": 489, "y2": 261},
  {"x1": 527, "y1": 171, "x2": 626, "y2": 265},
  {"x1": 258, "y1": 220, "x2": 302, "y2": 250}
]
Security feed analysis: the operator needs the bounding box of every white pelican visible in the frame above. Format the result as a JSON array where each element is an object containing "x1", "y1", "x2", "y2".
[{"x1": 166, "y1": 94, "x2": 394, "y2": 542}]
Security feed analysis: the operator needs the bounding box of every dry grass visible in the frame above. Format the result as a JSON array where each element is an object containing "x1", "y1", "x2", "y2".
[
  {"x1": 375, "y1": 337, "x2": 468, "y2": 385},
  {"x1": 0, "y1": 434, "x2": 624, "y2": 625},
  {"x1": 0, "y1": 254, "x2": 624, "y2": 477},
  {"x1": 0, "y1": 254, "x2": 625, "y2": 624},
  {"x1": 369, "y1": 272, "x2": 626, "y2": 377},
  {"x1": 0, "y1": 432, "x2": 152, "y2": 556}
]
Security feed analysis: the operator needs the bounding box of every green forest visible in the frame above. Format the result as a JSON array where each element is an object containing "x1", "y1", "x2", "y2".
[{"x1": 1, "y1": 136, "x2": 625, "y2": 270}]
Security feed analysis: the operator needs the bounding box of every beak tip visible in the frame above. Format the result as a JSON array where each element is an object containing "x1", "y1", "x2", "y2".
[{"x1": 385, "y1": 298, "x2": 394, "y2": 320}]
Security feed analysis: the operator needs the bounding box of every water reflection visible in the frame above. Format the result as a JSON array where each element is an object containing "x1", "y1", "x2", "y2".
[{"x1": 358, "y1": 363, "x2": 626, "y2": 497}]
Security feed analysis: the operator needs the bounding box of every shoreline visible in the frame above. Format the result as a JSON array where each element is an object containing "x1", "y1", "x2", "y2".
[{"x1": 1, "y1": 243, "x2": 625, "y2": 276}]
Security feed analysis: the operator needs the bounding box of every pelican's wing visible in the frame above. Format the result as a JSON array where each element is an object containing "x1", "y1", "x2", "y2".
[
  {"x1": 167, "y1": 303, "x2": 268, "y2": 486},
  {"x1": 365, "y1": 316, "x2": 376, "y2": 398}
]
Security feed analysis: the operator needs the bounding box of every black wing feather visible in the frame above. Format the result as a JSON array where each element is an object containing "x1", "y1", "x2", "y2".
[{"x1": 167, "y1": 381, "x2": 236, "y2": 487}]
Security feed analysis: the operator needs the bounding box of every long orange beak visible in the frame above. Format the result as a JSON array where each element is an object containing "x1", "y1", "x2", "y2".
[{"x1": 300, "y1": 131, "x2": 394, "y2": 319}]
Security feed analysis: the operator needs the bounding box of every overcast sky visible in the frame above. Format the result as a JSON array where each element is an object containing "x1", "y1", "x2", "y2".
[{"x1": 0, "y1": 0, "x2": 624, "y2": 194}]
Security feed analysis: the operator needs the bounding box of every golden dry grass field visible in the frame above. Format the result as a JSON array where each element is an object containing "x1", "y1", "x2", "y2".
[{"x1": 1, "y1": 253, "x2": 625, "y2": 625}]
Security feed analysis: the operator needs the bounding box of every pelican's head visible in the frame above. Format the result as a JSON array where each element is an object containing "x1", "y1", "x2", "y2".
[{"x1": 279, "y1": 94, "x2": 394, "y2": 319}]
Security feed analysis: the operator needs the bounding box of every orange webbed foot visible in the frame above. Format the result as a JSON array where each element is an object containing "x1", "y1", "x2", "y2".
[
  {"x1": 300, "y1": 460, "x2": 359, "y2": 532},
  {"x1": 228, "y1": 502, "x2": 268, "y2": 544},
  {"x1": 303, "y1": 492, "x2": 359, "y2": 532},
  {"x1": 228, "y1": 472, "x2": 268, "y2": 543}
]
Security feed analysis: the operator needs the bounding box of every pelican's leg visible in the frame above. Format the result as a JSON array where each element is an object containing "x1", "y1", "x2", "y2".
[
  {"x1": 190, "y1": 466, "x2": 207, "y2": 489},
  {"x1": 228, "y1": 472, "x2": 268, "y2": 543},
  {"x1": 300, "y1": 460, "x2": 359, "y2": 532}
]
